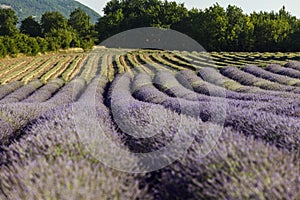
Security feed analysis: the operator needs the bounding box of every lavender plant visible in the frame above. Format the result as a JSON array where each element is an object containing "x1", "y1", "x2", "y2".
[
  {"x1": 0, "y1": 80, "x2": 43, "y2": 103},
  {"x1": 22, "y1": 78, "x2": 64, "y2": 103},
  {"x1": 0, "y1": 81, "x2": 23, "y2": 100},
  {"x1": 176, "y1": 69, "x2": 300, "y2": 101},
  {"x1": 242, "y1": 64, "x2": 300, "y2": 86},
  {"x1": 284, "y1": 61, "x2": 300, "y2": 71},
  {"x1": 266, "y1": 64, "x2": 300, "y2": 79},
  {"x1": 46, "y1": 78, "x2": 86, "y2": 105},
  {"x1": 220, "y1": 66, "x2": 300, "y2": 93},
  {"x1": 154, "y1": 70, "x2": 300, "y2": 118}
]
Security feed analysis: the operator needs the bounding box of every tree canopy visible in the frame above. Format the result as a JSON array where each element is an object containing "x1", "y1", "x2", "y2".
[{"x1": 96, "y1": 0, "x2": 300, "y2": 52}]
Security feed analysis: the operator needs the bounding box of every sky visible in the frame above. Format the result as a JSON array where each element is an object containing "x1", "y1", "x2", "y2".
[{"x1": 77, "y1": 0, "x2": 300, "y2": 18}]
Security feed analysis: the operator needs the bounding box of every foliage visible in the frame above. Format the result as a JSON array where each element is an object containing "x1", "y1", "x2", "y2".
[
  {"x1": 2, "y1": 1, "x2": 300, "y2": 57},
  {"x1": 41, "y1": 11, "x2": 68, "y2": 35},
  {"x1": 68, "y1": 8, "x2": 97, "y2": 50},
  {"x1": 96, "y1": 0, "x2": 300, "y2": 52},
  {"x1": 20, "y1": 16, "x2": 42, "y2": 37},
  {"x1": 0, "y1": 8, "x2": 19, "y2": 36}
]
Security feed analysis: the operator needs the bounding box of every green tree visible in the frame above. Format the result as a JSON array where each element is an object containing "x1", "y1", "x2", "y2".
[
  {"x1": 68, "y1": 8, "x2": 97, "y2": 49},
  {"x1": 45, "y1": 29, "x2": 74, "y2": 51},
  {"x1": 3, "y1": 37, "x2": 19, "y2": 57},
  {"x1": 96, "y1": 8, "x2": 124, "y2": 41},
  {"x1": 68, "y1": 8, "x2": 91, "y2": 36},
  {"x1": 225, "y1": 5, "x2": 254, "y2": 51},
  {"x1": 20, "y1": 16, "x2": 42, "y2": 37},
  {"x1": 0, "y1": 8, "x2": 19, "y2": 36},
  {"x1": 13, "y1": 34, "x2": 40, "y2": 56},
  {"x1": 0, "y1": 36, "x2": 8, "y2": 57},
  {"x1": 97, "y1": 0, "x2": 190, "y2": 42},
  {"x1": 200, "y1": 4, "x2": 228, "y2": 51},
  {"x1": 250, "y1": 9, "x2": 292, "y2": 52},
  {"x1": 41, "y1": 11, "x2": 68, "y2": 35}
]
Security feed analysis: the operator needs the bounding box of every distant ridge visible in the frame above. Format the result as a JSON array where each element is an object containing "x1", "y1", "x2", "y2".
[{"x1": 0, "y1": 0, "x2": 100, "y2": 24}]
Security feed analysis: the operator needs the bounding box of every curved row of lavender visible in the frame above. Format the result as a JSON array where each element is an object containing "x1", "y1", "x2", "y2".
[
  {"x1": 0, "y1": 57, "x2": 299, "y2": 199},
  {"x1": 132, "y1": 71, "x2": 300, "y2": 151},
  {"x1": 220, "y1": 66, "x2": 300, "y2": 93},
  {"x1": 266, "y1": 64, "x2": 300, "y2": 79},
  {"x1": 242, "y1": 64, "x2": 300, "y2": 86}
]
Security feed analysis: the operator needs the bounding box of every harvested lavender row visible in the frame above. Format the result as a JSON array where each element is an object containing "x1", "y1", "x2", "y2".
[
  {"x1": 242, "y1": 64, "x2": 300, "y2": 86},
  {"x1": 284, "y1": 61, "x2": 300, "y2": 71},
  {"x1": 220, "y1": 66, "x2": 300, "y2": 93},
  {"x1": 22, "y1": 78, "x2": 65, "y2": 103},
  {"x1": 0, "y1": 81, "x2": 23, "y2": 100},
  {"x1": 132, "y1": 73, "x2": 300, "y2": 151},
  {"x1": 0, "y1": 104, "x2": 149, "y2": 200},
  {"x1": 46, "y1": 77, "x2": 86, "y2": 105},
  {"x1": 0, "y1": 80, "x2": 43, "y2": 103},
  {"x1": 176, "y1": 70, "x2": 299, "y2": 101},
  {"x1": 153, "y1": 71, "x2": 300, "y2": 117},
  {"x1": 266, "y1": 64, "x2": 300, "y2": 79}
]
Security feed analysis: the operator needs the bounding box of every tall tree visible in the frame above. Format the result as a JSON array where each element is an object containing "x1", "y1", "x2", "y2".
[
  {"x1": 225, "y1": 5, "x2": 254, "y2": 51},
  {"x1": 200, "y1": 4, "x2": 228, "y2": 51},
  {"x1": 250, "y1": 8, "x2": 292, "y2": 52},
  {"x1": 0, "y1": 8, "x2": 19, "y2": 36},
  {"x1": 20, "y1": 16, "x2": 42, "y2": 37},
  {"x1": 68, "y1": 8, "x2": 91, "y2": 36},
  {"x1": 41, "y1": 11, "x2": 68, "y2": 35},
  {"x1": 68, "y1": 8, "x2": 96, "y2": 49}
]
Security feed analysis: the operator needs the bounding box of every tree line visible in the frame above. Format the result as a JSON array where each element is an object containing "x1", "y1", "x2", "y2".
[
  {"x1": 96, "y1": 0, "x2": 300, "y2": 52},
  {"x1": 0, "y1": 8, "x2": 96, "y2": 58},
  {"x1": 1, "y1": 0, "x2": 300, "y2": 58}
]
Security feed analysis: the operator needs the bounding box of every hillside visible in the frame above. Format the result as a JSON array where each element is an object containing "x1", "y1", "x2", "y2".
[{"x1": 0, "y1": 0, "x2": 100, "y2": 24}]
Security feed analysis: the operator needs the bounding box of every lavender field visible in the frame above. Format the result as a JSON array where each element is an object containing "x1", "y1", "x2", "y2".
[{"x1": 0, "y1": 47, "x2": 299, "y2": 199}]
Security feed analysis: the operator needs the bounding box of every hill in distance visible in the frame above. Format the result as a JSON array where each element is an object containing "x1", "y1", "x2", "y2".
[{"x1": 0, "y1": 0, "x2": 100, "y2": 24}]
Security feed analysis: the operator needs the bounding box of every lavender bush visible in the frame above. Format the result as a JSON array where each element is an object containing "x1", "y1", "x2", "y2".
[
  {"x1": 0, "y1": 51, "x2": 299, "y2": 199},
  {"x1": 197, "y1": 67, "x2": 262, "y2": 93},
  {"x1": 176, "y1": 69, "x2": 300, "y2": 101},
  {"x1": 0, "y1": 104, "x2": 149, "y2": 200},
  {"x1": 284, "y1": 61, "x2": 300, "y2": 71},
  {"x1": 22, "y1": 78, "x2": 64, "y2": 103},
  {"x1": 0, "y1": 80, "x2": 43, "y2": 103},
  {"x1": 242, "y1": 64, "x2": 300, "y2": 86},
  {"x1": 220, "y1": 66, "x2": 300, "y2": 93},
  {"x1": 266, "y1": 64, "x2": 300, "y2": 79},
  {"x1": 0, "y1": 81, "x2": 23, "y2": 100},
  {"x1": 46, "y1": 78, "x2": 86, "y2": 105}
]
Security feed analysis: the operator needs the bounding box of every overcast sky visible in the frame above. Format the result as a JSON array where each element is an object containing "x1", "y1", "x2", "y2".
[{"x1": 77, "y1": 0, "x2": 300, "y2": 17}]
